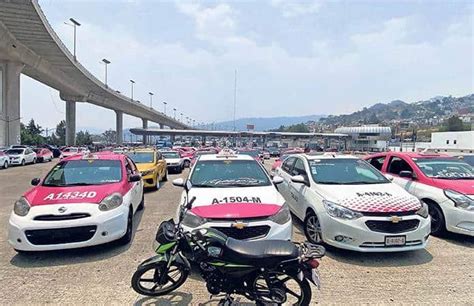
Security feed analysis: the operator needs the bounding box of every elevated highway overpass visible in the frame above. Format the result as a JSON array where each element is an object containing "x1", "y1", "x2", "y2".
[{"x1": 0, "y1": 0, "x2": 189, "y2": 147}]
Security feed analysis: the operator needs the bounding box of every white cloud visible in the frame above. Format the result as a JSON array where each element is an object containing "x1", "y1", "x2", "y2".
[{"x1": 271, "y1": 0, "x2": 322, "y2": 18}]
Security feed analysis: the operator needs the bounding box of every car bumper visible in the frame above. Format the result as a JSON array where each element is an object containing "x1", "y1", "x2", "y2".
[
  {"x1": 9, "y1": 159, "x2": 22, "y2": 165},
  {"x1": 8, "y1": 203, "x2": 128, "y2": 251},
  {"x1": 319, "y1": 213, "x2": 431, "y2": 252},
  {"x1": 141, "y1": 173, "x2": 157, "y2": 187},
  {"x1": 182, "y1": 219, "x2": 293, "y2": 241},
  {"x1": 167, "y1": 164, "x2": 182, "y2": 172},
  {"x1": 443, "y1": 201, "x2": 474, "y2": 236}
]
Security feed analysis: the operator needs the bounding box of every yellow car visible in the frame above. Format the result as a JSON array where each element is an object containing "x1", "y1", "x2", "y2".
[{"x1": 126, "y1": 149, "x2": 167, "y2": 189}]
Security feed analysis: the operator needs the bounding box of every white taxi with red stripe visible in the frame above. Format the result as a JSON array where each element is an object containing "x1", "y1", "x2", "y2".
[
  {"x1": 8, "y1": 152, "x2": 144, "y2": 252},
  {"x1": 275, "y1": 154, "x2": 430, "y2": 252}
]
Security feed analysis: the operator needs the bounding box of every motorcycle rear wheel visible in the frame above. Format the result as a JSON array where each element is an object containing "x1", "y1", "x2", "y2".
[
  {"x1": 253, "y1": 272, "x2": 311, "y2": 305},
  {"x1": 131, "y1": 261, "x2": 189, "y2": 296}
]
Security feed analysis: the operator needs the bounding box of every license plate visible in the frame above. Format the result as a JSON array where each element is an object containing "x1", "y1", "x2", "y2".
[{"x1": 385, "y1": 236, "x2": 406, "y2": 246}]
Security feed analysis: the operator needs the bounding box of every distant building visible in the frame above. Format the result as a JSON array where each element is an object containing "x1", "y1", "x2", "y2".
[
  {"x1": 430, "y1": 131, "x2": 474, "y2": 153},
  {"x1": 334, "y1": 126, "x2": 391, "y2": 152}
]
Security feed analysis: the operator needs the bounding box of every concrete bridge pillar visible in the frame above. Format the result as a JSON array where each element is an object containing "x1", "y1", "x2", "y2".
[
  {"x1": 115, "y1": 110, "x2": 123, "y2": 145},
  {"x1": 65, "y1": 100, "x2": 76, "y2": 146},
  {"x1": 0, "y1": 61, "x2": 24, "y2": 146},
  {"x1": 142, "y1": 119, "x2": 148, "y2": 145},
  {"x1": 159, "y1": 123, "x2": 164, "y2": 129}
]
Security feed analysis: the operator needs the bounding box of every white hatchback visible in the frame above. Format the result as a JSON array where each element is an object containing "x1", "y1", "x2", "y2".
[
  {"x1": 275, "y1": 154, "x2": 431, "y2": 252},
  {"x1": 172, "y1": 153, "x2": 292, "y2": 241}
]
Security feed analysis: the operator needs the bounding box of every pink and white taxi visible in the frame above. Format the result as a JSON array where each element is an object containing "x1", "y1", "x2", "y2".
[
  {"x1": 8, "y1": 153, "x2": 144, "y2": 252},
  {"x1": 276, "y1": 154, "x2": 430, "y2": 252},
  {"x1": 172, "y1": 153, "x2": 292, "y2": 241},
  {"x1": 366, "y1": 152, "x2": 474, "y2": 236}
]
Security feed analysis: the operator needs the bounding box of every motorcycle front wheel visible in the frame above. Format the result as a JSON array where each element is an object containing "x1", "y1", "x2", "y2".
[
  {"x1": 253, "y1": 271, "x2": 312, "y2": 305},
  {"x1": 131, "y1": 261, "x2": 189, "y2": 296}
]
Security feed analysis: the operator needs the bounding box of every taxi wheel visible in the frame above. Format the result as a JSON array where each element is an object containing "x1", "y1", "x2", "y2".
[
  {"x1": 304, "y1": 211, "x2": 323, "y2": 244},
  {"x1": 162, "y1": 170, "x2": 168, "y2": 182},
  {"x1": 118, "y1": 207, "x2": 133, "y2": 245},
  {"x1": 184, "y1": 160, "x2": 190, "y2": 168},
  {"x1": 427, "y1": 201, "x2": 446, "y2": 236},
  {"x1": 3, "y1": 161, "x2": 8, "y2": 169},
  {"x1": 21, "y1": 159, "x2": 25, "y2": 166},
  {"x1": 33, "y1": 158, "x2": 36, "y2": 164}
]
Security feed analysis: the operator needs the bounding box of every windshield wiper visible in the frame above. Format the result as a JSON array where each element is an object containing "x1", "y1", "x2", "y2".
[{"x1": 192, "y1": 183, "x2": 216, "y2": 188}]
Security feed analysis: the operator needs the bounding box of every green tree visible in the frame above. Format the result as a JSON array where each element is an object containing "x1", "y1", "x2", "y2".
[
  {"x1": 76, "y1": 131, "x2": 93, "y2": 146},
  {"x1": 51, "y1": 120, "x2": 66, "y2": 146},
  {"x1": 446, "y1": 116, "x2": 465, "y2": 131},
  {"x1": 102, "y1": 129, "x2": 117, "y2": 144},
  {"x1": 20, "y1": 119, "x2": 45, "y2": 145}
]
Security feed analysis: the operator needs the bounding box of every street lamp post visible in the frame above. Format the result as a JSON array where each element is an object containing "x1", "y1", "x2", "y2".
[
  {"x1": 102, "y1": 58, "x2": 110, "y2": 87},
  {"x1": 163, "y1": 101, "x2": 167, "y2": 115},
  {"x1": 65, "y1": 18, "x2": 81, "y2": 61},
  {"x1": 180, "y1": 113, "x2": 183, "y2": 122},
  {"x1": 173, "y1": 108, "x2": 176, "y2": 119},
  {"x1": 148, "y1": 92, "x2": 154, "y2": 108},
  {"x1": 130, "y1": 80, "x2": 135, "y2": 101}
]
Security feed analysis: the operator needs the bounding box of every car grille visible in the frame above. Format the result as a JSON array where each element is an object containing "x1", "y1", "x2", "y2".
[
  {"x1": 34, "y1": 213, "x2": 91, "y2": 221},
  {"x1": 362, "y1": 210, "x2": 417, "y2": 217},
  {"x1": 25, "y1": 226, "x2": 97, "y2": 245},
  {"x1": 211, "y1": 225, "x2": 270, "y2": 240},
  {"x1": 360, "y1": 240, "x2": 423, "y2": 248},
  {"x1": 365, "y1": 220, "x2": 420, "y2": 234}
]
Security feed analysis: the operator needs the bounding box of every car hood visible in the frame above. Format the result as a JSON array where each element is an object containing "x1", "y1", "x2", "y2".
[
  {"x1": 24, "y1": 183, "x2": 124, "y2": 206},
  {"x1": 315, "y1": 183, "x2": 421, "y2": 213},
  {"x1": 429, "y1": 178, "x2": 474, "y2": 196},
  {"x1": 136, "y1": 163, "x2": 155, "y2": 171},
  {"x1": 187, "y1": 185, "x2": 284, "y2": 218}
]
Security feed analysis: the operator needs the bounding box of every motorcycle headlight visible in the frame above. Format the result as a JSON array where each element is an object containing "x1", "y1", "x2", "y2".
[
  {"x1": 323, "y1": 200, "x2": 363, "y2": 220},
  {"x1": 444, "y1": 189, "x2": 474, "y2": 211},
  {"x1": 182, "y1": 211, "x2": 207, "y2": 228},
  {"x1": 14, "y1": 197, "x2": 30, "y2": 216},
  {"x1": 270, "y1": 204, "x2": 291, "y2": 225},
  {"x1": 99, "y1": 193, "x2": 123, "y2": 211},
  {"x1": 141, "y1": 169, "x2": 155, "y2": 176},
  {"x1": 416, "y1": 201, "x2": 429, "y2": 218}
]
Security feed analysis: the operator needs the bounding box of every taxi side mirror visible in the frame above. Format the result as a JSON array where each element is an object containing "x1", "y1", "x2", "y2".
[
  {"x1": 399, "y1": 171, "x2": 416, "y2": 179},
  {"x1": 172, "y1": 178, "x2": 185, "y2": 187},
  {"x1": 291, "y1": 175, "x2": 309, "y2": 187},
  {"x1": 272, "y1": 175, "x2": 284, "y2": 185},
  {"x1": 31, "y1": 178, "x2": 41, "y2": 186},
  {"x1": 129, "y1": 174, "x2": 141, "y2": 182}
]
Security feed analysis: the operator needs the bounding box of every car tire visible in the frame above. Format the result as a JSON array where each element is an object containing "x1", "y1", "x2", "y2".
[
  {"x1": 3, "y1": 161, "x2": 8, "y2": 169},
  {"x1": 427, "y1": 200, "x2": 446, "y2": 236},
  {"x1": 21, "y1": 159, "x2": 25, "y2": 166},
  {"x1": 137, "y1": 193, "x2": 145, "y2": 210},
  {"x1": 32, "y1": 158, "x2": 36, "y2": 164},
  {"x1": 184, "y1": 160, "x2": 190, "y2": 168},
  {"x1": 118, "y1": 207, "x2": 133, "y2": 245},
  {"x1": 304, "y1": 211, "x2": 324, "y2": 244},
  {"x1": 162, "y1": 170, "x2": 168, "y2": 182}
]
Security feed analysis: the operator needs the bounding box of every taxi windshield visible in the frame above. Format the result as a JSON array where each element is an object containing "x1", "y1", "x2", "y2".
[
  {"x1": 190, "y1": 160, "x2": 270, "y2": 187},
  {"x1": 126, "y1": 152, "x2": 155, "y2": 163},
  {"x1": 310, "y1": 159, "x2": 389, "y2": 184},
  {"x1": 413, "y1": 158, "x2": 474, "y2": 179},
  {"x1": 43, "y1": 160, "x2": 122, "y2": 186},
  {"x1": 162, "y1": 152, "x2": 180, "y2": 159},
  {"x1": 6, "y1": 149, "x2": 24, "y2": 155}
]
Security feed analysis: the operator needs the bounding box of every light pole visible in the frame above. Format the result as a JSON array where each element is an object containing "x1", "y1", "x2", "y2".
[
  {"x1": 173, "y1": 108, "x2": 177, "y2": 119},
  {"x1": 130, "y1": 80, "x2": 135, "y2": 101},
  {"x1": 148, "y1": 92, "x2": 154, "y2": 108},
  {"x1": 102, "y1": 58, "x2": 110, "y2": 87},
  {"x1": 65, "y1": 18, "x2": 81, "y2": 61},
  {"x1": 163, "y1": 101, "x2": 167, "y2": 115},
  {"x1": 180, "y1": 113, "x2": 183, "y2": 122}
]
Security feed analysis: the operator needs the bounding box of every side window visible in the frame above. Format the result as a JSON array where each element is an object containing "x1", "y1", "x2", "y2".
[
  {"x1": 369, "y1": 156, "x2": 385, "y2": 171},
  {"x1": 156, "y1": 152, "x2": 162, "y2": 162},
  {"x1": 387, "y1": 156, "x2": 413, "y2": 175},
  {"x1": 282, "y1": 157, "x2": 296, "y2": 174},
  {"x1": 292, "y1": 158, "x2": 307, "y2": 176},
  {"x1": 127, "y1": 158, "x2": 138, "y2": 173},
  {"x1": 124, "y1": 159, "x2": 134, "y2": 176}
]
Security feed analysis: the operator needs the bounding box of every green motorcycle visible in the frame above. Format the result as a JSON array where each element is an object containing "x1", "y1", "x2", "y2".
[{"x1": 131, "y1": 196, "x2": 325, "y2": 305}]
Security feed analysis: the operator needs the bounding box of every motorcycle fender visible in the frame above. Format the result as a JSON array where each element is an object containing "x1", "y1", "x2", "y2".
[{"x1": 137, "y1": 253, "x2": 191, "y2": 271}]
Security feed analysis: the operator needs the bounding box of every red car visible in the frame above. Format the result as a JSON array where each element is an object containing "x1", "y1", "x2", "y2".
[
  {"x1": 364, "y1": 152, "x2": 474, "y2": 236},
  {"x1": 176, "y1": 147, "x2": 196, "y2": 168},
  {"x1": 33, "y1": 148, "x2": 53, "y2": 162}
]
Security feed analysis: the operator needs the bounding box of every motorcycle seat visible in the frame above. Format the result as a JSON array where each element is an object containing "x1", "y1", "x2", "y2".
[{"x1": 224, "y1": 238, "x2": 299, "y2": 267}]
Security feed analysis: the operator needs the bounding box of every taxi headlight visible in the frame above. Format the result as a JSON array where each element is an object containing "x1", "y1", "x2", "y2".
[
  {"x1": 323, "y1": 200, "x2": 362, "y2": 220},
  {"x1": 416, "y1": 201, "x2": 429, "y2": 218},
  {"x1": 182, "y1": 212, "x2": 207, "y2": 228},
  {"x1": 99, "y1": 193, "x2": 123, "y2": 211},
  {"x1": 270, "y1": 204, "x2": 291, "y2": 224},
  {"x1": 444, "y1": 189, "x2": 474, "y2": 211},
  {"x1": 141, "y1": 169, "x2": 155, "y2": 176},
  {"x1": 14, "y1": 197, "x2": 30, "y2": 216}
]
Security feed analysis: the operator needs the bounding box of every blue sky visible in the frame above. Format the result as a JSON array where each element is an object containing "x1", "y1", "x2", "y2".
[{"x1": 21, "y1": 0, "x2": 473, "y2": 132}]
